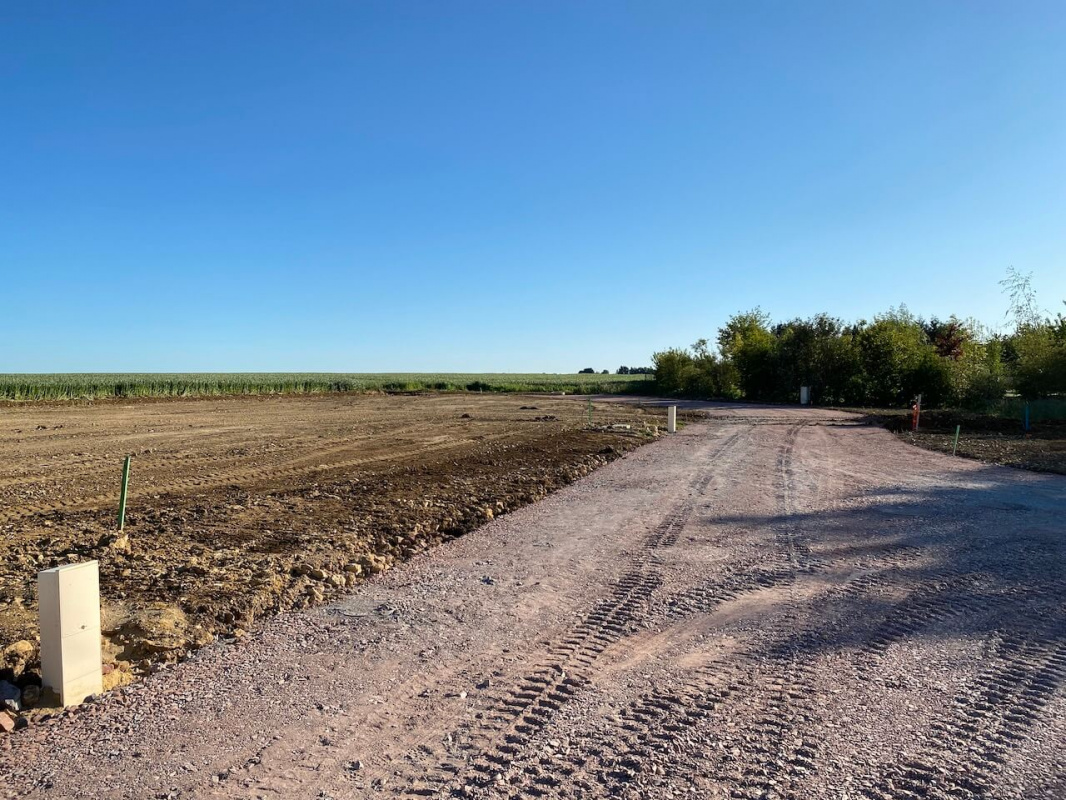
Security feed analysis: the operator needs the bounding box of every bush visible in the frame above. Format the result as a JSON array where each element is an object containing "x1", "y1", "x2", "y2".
[{"x1": 652, "y1": 342, "x2": 737, "y2": 399}]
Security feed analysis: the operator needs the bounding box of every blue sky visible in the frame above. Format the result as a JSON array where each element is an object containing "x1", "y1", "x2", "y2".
[{"x1": 2, "y1": 1, "x2": 1064, "y2": 372}]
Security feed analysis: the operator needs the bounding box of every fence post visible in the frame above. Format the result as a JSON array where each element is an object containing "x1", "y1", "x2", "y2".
[{"x1": 667, "y1": 405, "x2": 677, "y2": 433}]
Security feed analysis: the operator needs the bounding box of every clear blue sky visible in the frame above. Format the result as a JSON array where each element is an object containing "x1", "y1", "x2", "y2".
[{"x1": 2, "y1": 2, "x2": 1064, "y2": 372}]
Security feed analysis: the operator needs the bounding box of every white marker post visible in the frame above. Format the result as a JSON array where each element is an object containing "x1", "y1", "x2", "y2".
[
  {"x1": 667, "y1": 405, "x2": 677, "y2": 433},
  {"x1": 39, "y1": 561, "x2": 103, "y2": 706}
]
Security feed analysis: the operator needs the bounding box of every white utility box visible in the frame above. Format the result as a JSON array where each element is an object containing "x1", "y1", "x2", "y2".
[{"x1": 39, "y1": 561, "x2": 103, "y2": 706}]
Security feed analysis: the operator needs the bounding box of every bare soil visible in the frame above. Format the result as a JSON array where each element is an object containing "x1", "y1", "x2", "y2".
[
  {"x1": 870, "y1": 409, "x2": 1066, "y2": 475},
  {"x1": 0, "y1": 394, "x2": 661, "y2": 701},
  {"x1": 2, "y1": 402, "x2": 1063, "y2": 800}
]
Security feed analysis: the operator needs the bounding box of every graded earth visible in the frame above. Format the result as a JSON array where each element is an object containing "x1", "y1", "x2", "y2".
[
  {"x1": 2, "y1": 401, "x2": 1064, "y2": 799},
  {"x1": 0, "y1": 394, "x2": 661, "y2": 681}
]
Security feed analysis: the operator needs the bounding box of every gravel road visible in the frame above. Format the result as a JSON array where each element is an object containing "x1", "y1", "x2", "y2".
[{"x1": 3, "y1": 407, "x2": 1064, "y2": 800}]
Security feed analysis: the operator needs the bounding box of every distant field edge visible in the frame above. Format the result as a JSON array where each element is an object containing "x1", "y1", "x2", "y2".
[{"x1": 0, "y1": 373, "x2": 654, "y2": 402}]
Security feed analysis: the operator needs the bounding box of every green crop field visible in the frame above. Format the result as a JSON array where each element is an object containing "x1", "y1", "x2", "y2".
[{"x1": 0, "y1": 373, "x2": 653, "y2": 402}]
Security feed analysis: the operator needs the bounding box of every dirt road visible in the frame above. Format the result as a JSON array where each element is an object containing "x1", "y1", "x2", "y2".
[{"x1": 4, "y1": 407, "x2": 1065, "y2": 799}]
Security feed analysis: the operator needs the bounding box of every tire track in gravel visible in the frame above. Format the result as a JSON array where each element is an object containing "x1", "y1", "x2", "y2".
[
  {"x1": 860, "y1": 631, "x2": 1066, "y2": 800},
  {"x1": 611, "y1": 424, "x2": 823, "y2": 800},
  {"x1": 413, "y1": 572, "x2": 662, "y2": 798},
  {"x1": 688, "y1": 425, "x2": 750, "y2": 495},
  {"x1": 435, "y1": 425, "x2": 778, "y2": 799},
  {"x1": 846, "y1": 550, "x2": 1062, "y2": 687},
  {"x1": 623, "y1": 424, "x2": 816, "y2": 800},
  {"x1": 480, "y1": 560, "x2": 934, "y2": 799},
  {"x1": 603, "y1": 422, "x2": 950, "y2": 799},
  {"x1": 490, "y1": 423, "x2": 833, "y2": 800},
  {"x1": 506, "y1": 660, "x2": 750, "y2": 798},
  {"x1": 837, "y1": 511, "x2": 1066, "y2": 799},
  {"x1": 724, "y1": 423, "x2": 825, "y2": 800},
  {"x1": 382, "y1": 428, "x2": 753, "y2": 798},
  {"x1": 847, "y1": 571, "x2": 986, "y2": 674},
  {"x1": 390, "y1": 579, "x2": 665, "y2": 797},
  {"x1": 648, "y1": 423, "x2": 892, "y2": 799},
  {"x1": 490, "y1": 444, "x2": 937, "y2": 798}
]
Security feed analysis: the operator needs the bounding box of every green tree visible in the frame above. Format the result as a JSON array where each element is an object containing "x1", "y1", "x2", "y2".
[
  {"x1": 652, "y1": 341, "x2": 738, "y2": 399},
  {"x1": 718, "y1": 309, "x2": 776, "y2": 400},
  {"x1": 1011, "y1": 326, "x2": 1066, "y2": 397},
  {"x1": 999, "y1": 271, "x2": 1066, "y2": 398},
  {"x1": 652, "y1": 348, "x2": 697, "y2": 396},
  {"x1": 770, "y1": 314, "x2": 861, "y2": 404},
  {"x1": 858, "y1": 307, "x2": 946, "y2": 405}
]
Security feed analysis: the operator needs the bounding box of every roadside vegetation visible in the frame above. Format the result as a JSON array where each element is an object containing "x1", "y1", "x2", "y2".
[
  {"x1": 0, "y1": 372, "x2": 651, "y2": 402},
  {"x1": 652, "y1": 269, "x2": 1066, "y2": 413}
]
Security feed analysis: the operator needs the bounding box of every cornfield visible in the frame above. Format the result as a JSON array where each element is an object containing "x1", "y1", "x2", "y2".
[{"x1": 0, "y1": 373, "x2": 652, "y2": 402}]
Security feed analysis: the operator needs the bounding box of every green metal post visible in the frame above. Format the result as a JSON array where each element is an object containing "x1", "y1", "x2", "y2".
[
  {"x1": 952, "y1": 425, "x2": 960, "y2": 457},
  {"x1": 118, "y1": 455, "x2": 132, "y2": 530},
  {"x1": 587, "y1": 397, "x2": 593, "y2": 426}
]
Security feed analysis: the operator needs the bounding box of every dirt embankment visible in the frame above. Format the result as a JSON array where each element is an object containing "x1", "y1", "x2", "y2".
[{"x1": 0, "y1": 394, "x2": 662, "y2": 724}]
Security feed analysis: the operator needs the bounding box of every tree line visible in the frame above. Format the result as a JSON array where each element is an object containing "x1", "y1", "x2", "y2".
[
  {"x1": 652, "y1": 270, "x2": 1066, "y2": 408},
  {"x1": 577, "y1": 366, "x2": 653, "y2": 375}
]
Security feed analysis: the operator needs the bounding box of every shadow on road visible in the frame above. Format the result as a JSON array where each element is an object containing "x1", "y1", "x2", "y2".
[{"x1": 708, "y1": 465, "x2": 1065, "y2": 656}]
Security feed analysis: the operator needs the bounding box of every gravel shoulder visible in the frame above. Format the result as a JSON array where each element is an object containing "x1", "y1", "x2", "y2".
[{"x1": 2, "y1": 407, "x2": 1064, "y2": 800}]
